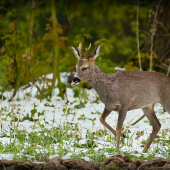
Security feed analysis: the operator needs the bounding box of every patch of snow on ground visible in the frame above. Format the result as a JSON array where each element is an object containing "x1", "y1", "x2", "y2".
[{"x1": 0, "y1": 72, "x2": 170, "y2": 160}]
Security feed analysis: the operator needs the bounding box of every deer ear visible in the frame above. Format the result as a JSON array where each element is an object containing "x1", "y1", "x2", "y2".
[
  {"x1": 72, "y1": 45, "x2": 80, "y2": 59},
  {"x1": 94, "y1": 43, "x2": 101, "y2": 60},
  {"x1": 89, "y1": 43, "x2": 101, "y2": 60}
]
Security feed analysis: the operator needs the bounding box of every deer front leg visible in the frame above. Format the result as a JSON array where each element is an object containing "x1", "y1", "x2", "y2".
[
  {"x1": 116, "y1": 107, "x2": 127, "y2": 149},
  {"x1": 100, "y1": 107, "x2": 125, "y2": 137},
  {"x1": 100, "y1": 107, "x2": 118, "y2": 135}
]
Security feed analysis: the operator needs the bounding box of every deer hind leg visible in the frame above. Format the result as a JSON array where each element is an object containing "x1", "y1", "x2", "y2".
[
  {"x1": 160, "y1": 98, "x2": 170, "y2": 114},
  {"x1": 142, "y1": 104, "x2": 161, "y2": 153}
]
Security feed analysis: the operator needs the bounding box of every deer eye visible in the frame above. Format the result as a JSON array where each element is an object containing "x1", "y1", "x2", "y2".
[{"x1": 82, "y1": 67, "x2": 88, "y2": 71}]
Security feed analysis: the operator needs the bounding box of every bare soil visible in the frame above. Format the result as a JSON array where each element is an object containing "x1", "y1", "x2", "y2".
[{"x1": 1, "y1": 154, "x2": 170, "y2": 170}]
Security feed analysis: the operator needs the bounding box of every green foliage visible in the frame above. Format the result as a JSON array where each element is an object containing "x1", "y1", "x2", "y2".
[
  {"x1": 0, "y1": 56, "x2": 13, "y2": 89},
  {"x1": 92, "y1": 96, "x2": 100, "y2": 104},
  {"x1": 44, "y1": 103, "x2": 55, "y2": 107},
  {"x1": 124, "y1": 62, "x2": 139, "y2": 71},
  {"x1": 127, "y1": 52, "x2": 158, "y2": 71},
  {"x1": 74, "y1": 101, "x2": 85, "y2": 109},
  {"x1": 0, "y1": 0, "x2": 154, "y2": 97},
  {"x1": 72, "y1": 87, "x2": 89, "y2": 101},
  {"x1": 72, "y1": 87, "x2": 80, "y2": 97},
  {"x1": 31, "y1": 109, "x2": 37, "y2": 118}
]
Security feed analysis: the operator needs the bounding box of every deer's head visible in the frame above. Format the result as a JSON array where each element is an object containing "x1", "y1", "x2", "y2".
[{"x1": 71, "y1": 43, "x2": 101, "y2": 85}]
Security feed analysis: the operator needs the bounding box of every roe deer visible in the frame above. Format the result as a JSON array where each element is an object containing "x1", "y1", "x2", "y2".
[{"x1": 71, "y1": 43, "x2": 170, "y2": 152}]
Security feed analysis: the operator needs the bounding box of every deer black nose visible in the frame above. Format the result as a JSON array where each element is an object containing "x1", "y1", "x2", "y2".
[{"x1": 72, "y1": 77, "x2": 80, "y2": 84}]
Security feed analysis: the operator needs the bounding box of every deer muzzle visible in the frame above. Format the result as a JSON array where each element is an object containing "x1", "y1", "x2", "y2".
[{"x1": 71, "y1": 77, "x2": 80, "y2": 86}]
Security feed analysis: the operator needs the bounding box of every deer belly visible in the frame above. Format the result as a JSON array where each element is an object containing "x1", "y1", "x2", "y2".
[{"x1": 128, "y1": 94, "x2": 159, "y2": 110}]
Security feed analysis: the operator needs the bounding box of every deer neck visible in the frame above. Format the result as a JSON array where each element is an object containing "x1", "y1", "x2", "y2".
[{"x1": 87, "y1": 65, "x2": 110, "y2": 97}]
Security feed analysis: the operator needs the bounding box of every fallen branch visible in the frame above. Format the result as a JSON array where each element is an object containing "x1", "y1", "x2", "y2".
[{"x1": 130, "y1": 114, "x2": 145, "y2": 126}]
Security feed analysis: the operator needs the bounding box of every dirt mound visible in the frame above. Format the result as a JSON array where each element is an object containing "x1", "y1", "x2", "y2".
[{"x1": 0, "y1": 154, "x2": 170, "y2": 170}]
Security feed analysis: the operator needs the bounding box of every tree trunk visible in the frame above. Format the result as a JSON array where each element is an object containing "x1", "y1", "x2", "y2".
[
  {"x1": 29, "y1": 0, "x2": 34, "y2": 59},
  {"x1": 50, "y1": 0, "x2": 64, "y2": 99},
  {"x1": 9, "y1": 59, "x2": 20, "y2": 102},
  {"x1": 9, "y1": 0, "x2": 21, "y2": 101}
]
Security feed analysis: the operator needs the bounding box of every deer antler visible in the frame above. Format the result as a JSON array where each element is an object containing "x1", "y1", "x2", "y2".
[
  {"x1": 77, "y1": 42, "x2": 82, "y2": 58},
  {"x1": 84, "y1": 43, "x2": 91, "y2": 58}
]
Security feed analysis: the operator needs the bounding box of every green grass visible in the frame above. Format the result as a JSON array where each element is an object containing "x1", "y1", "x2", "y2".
[
  {"x1": 0, "y1": 87, "x2": 170, "y2": 163},
  {"x1": 0, "y1": 117, "x2": 170, "y2": 162}
]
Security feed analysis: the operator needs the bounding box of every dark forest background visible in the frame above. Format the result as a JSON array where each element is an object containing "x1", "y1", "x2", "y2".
[{"x1": 0, "y1": 0, "x2": 170, "y2": 100}]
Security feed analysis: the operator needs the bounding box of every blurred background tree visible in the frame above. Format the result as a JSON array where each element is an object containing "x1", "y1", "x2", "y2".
[{"x1": 0, "y1": 0, "x2": 169, "y2": 100}]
